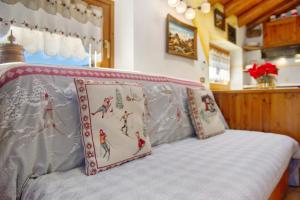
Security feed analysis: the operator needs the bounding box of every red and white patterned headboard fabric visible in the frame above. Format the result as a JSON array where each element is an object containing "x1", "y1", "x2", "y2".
[{"x1": 0, "y1": 65, "x2": 204, "y2": 89}]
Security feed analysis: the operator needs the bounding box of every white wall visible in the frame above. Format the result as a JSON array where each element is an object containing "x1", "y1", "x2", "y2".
[
  {"x1": 244, "y1": 49, "x2": 300, "y2": 86},
  {"x1": 115, "y1": 0, "x2": 207, "y2": 83},
  {"x1": 230, "y1": 50, "x2": 244, "y2": 90},
  {"x1": 114, "y1": 0, "x2": 134, "y2": 71}
]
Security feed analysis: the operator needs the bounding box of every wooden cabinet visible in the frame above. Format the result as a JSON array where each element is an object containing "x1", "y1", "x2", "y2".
[
  {"x1": 213, "y1": 89, "x2": 300, "y2": 143},
  {"x1": 264, "y1": 16, "x2": 300, "y2": 48}
]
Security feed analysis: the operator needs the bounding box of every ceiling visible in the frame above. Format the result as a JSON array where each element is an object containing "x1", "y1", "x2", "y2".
[{"x1": 209, "y1": 0, "x2": 300, "y2": 28}]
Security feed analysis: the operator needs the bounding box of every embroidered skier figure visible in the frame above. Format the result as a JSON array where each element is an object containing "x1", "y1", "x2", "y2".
[
  {"x1": 38, "y1": 92, "x2": 65, "y2": 135},
  {"x1": 120, "y1": 110, "x2": 133, "y2": 136},
  {"x1": 133, "y1": 131, "x2": 145, "y2": 155},
  {"x1": 99, "y1": 129, "x2": 110, "y2": 161},
  {"x1": 176, "y1": 107, "x2": 181, "y2": 122},
  {"x1": 126, "y1": 89, "x2": 141, "y2": 102},
  {"x1": 43, "y1": 93, "x2": 55, "y2": 128},
  {"x1": 92, "y1": 96, "x2": 113, "y2": 118}
]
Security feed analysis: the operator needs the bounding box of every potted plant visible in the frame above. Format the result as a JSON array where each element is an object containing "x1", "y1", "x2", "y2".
[{"x1": 247, "y1": 62, "x2": 278, "y2": 89}]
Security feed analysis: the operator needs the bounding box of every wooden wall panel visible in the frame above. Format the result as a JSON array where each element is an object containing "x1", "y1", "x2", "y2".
[{"x1": 213, "y1": 89, "x2": 300, "y2": 143}]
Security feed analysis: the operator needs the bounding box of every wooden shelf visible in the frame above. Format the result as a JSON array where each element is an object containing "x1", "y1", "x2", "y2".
[{"x1": 243, "y1": 45, "x2": 261, "y2": 51}]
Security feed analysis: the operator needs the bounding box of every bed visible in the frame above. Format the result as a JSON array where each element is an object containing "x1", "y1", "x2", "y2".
[
  {"x1": 20, "y1": 130, "x2": 296, "y2": 200},
  {"x1": 0, "y1": 64, "x2": 298, "y2": 200}
]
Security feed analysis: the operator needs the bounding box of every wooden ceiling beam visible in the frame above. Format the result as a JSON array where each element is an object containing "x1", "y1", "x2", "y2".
[
  {"x1": 209, "y1": 0, "x2": 232, "y2": 6},
  {"x1": 238, "y1": 0, "x2": 285, "y2": 27},
  {"x1": 225, "y1": 0, "x2": 264, "y2": 17},
  {"x1": 248, "y1": 0, "x2": 300, "y2": 28},
  {"x1": 221, "y1": 0, "x2": 232, "y2": 4},
  {"x1": 209, "y1": 0, "x2": 221, "y2": 5}
]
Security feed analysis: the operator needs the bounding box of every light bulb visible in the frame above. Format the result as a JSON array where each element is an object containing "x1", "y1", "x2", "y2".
[
  {"x1": 201, "y1": 0, "x2": 211, "y2": 14},
  {"x1": 176, "y1": 1, "x2": 187, "y2": 14},
  {"x1": 168, "y1": 0, "x2": 179, "y2": 8},
  {"x1": 185, "y1": 8, "x2": 196, "y2": 20}
]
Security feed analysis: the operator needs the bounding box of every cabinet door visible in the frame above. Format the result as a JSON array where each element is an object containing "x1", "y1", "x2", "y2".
[
  {"x1": 264, "y1": 17, "x2": 299, "y2": 48},
  {"x1": 264, "y1": 92, "x2": 300, "y2": 141},
  {"x1": 214, "y1": 93, "x2": 268, "y2": 131}
]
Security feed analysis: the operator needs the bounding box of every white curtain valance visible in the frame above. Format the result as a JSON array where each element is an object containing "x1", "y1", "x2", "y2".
[
  {"x1": 209, "y1": 47, "x2": 230, "y2": 83},
  {"x1": 2, "y1": 25, "x2": 89, "y2": 60},
  {"x1": 0, "y1": 0, "x2": 103, "y2": 26},
  {"x1": 0, "y1": 0, "x2": 103, "y2": 53}
]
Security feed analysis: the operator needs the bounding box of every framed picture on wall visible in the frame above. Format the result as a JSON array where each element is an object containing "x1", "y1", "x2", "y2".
[
  {"x1": 166, "y1": 14, "x2": 198, "y2": 60},
  {"x1": 214, "y1": 9, "x2": 225, "y2": 31},
  {"x1": 227, "y1": 24, "x2": 236, "y2": 44}
]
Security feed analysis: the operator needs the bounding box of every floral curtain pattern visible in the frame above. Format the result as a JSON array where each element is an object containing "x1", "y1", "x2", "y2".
[{"x1": 0, "y1": 0, "x2": 103, "y2": 59}]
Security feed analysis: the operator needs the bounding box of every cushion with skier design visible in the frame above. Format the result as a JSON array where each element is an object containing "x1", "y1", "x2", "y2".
[
  {"x1": 74, "y1": 78, "x2": 151, "y2": 175},
  {"x1": 187, "y1": 87, "x2": 225, "y2": 139}
]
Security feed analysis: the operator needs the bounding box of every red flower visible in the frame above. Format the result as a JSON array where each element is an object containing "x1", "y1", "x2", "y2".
[
  {"x1": 90, "y1": 161, "x2": 95, "y2": 167},
  {"x1": 264, "y1": 62, "x2": 278, "y2": 75},
  {"x1": 86, "y1": 143, "x2": 92, "y2": 149},
  {"x1": 84, "y1": 123, "x2": 90, "y2": 129},
  {"x1": 247, "y1": 63, "x2": 278, "y2": 79},
  {"x1": 248, "y1": 64, "x2": 259, "y2": 79},
  {"x1": 80, "y1": 96, "x2": 86, "y2": 102},
  {"x1": 257, "y1": 65, "x2": 266, "y2": 77},
  {"x1": 87, "y1": 151, "x2": 94, "y2": 158},
  {"x1": 79, "y1": 87, "x2": 85, "y2": 92},
  {"x1": 83, "y1": 115, "x2": 89, "y2": 121},
  {"x1": 84, "y1": 131, "x2": 90, "y2": 137},
  {"x1": 82, "y1": 104, "x2": 87, "y2": 110},
  {"x1": 90, "y1": 169, "x2": 97, "y2": 175}
]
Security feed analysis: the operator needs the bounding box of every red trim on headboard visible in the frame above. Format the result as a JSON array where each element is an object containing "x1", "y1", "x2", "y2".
[{"x1": 0, "y1": 65, "x2": 203, "y2": 88}]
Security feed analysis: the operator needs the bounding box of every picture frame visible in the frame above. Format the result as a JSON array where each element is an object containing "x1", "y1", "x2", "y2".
[
  {"x1": 214, "y1": 9, "x2": 225, "y2": 31},
  {"x1": 166, "y1": 14, "x2": 198, "y2": 60},
  {"x1": 227, "y1": 24, "x2": 236, "y2": 44}
]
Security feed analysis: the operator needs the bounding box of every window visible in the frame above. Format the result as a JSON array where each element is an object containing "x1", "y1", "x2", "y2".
[
  {"x1": 209, "y1": 44, "x2": 230, "y2": 84},
  {"x1": 0, "y1": 26, "x2": 89, "y2": 67},
  {"x1": 24, "y1": 51, "x2": 89, "y2": 67},
  {"x1": 0, "y1": 0, "x2": 104, "y2": 67},
  {"x1": 0, "y1": 26, "x2": 90, "y2": 67}
]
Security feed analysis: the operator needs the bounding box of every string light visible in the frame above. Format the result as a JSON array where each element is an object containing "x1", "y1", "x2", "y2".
[
  {"x1": 185, "y1": 7, "x2": 196, "y2": 20},
  {"x1": 168, "y1": 0, "x2": 211, "y2": 20},
  {"x1": 168, "y1": 0, "x2": 180, "y2": 7},
  {"x1": 176, "y1": 1, "x2": 187, "y2": 14}
]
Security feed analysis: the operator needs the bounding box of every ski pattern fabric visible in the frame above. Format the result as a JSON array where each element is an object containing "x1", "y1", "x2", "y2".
[
  {"x1": 0, "y1": 64, "x2": 205, "y2": 200},
  {"x1": 74, "y1": 79, "x2": 152, "y2": 175}
]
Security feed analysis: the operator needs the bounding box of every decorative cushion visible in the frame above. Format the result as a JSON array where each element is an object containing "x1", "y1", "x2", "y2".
[
  {"x1": 143, "y1": 83, "x2": 195, "y2": 146},
  {"x1": 74, "y1": 79, "x2": 151, "y2": 175},
  {"x1": 187, "y1": 87, "x2": 225, "y2": 139}
]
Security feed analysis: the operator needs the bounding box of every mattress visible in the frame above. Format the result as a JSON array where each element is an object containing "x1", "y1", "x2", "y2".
[{"x1": 21, "y1": 130, "x2": 298, "y2": 200}]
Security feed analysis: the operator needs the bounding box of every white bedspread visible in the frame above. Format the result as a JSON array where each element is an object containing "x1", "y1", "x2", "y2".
[{"x1": 21, "y1": 130, "x2": 298, "y2": 200}]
